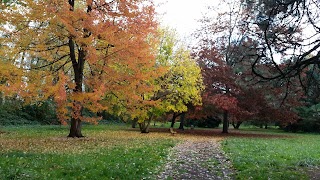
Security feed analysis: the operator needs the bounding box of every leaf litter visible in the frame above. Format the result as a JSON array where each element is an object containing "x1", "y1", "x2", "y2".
[{"x1": 157, "y1": 138, "x2": 235, "y2": 180}]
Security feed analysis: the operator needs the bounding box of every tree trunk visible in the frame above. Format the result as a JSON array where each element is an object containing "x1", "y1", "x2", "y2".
[
  {"x1": 170, "y1": 113, "x2": 176, "y2": 128},
  {"x1": 68, "y1": 37, "x2": 85, "y2": 137},
  {"x1": 232, "y1": 121, "x2": 242, "y2": 129},
  {"x1": 68, "y1": 118, "x2": 84, "y2": 138},
  {"x1": 132, "y1": 118, "x2": 137, "y2": 128},
  {"x1": 222, "y1": 85, "x2": 230, "y2": 133},
  {"x1": 178, "y1": 112, "x2": 186, "y2": 130},
  {"x1": 139, "y1": 116, "x2": 152, "y2": 133},
  {"x1": 0, "y1": 93, "x2": 3, "y2": 105},
  {"x1": 265, "y1": 124, "x2": 268, "y2": 129},
  {"x1": 222, "y1": 110, "x2": 229, "y2": 133},
  {"x1": 232, "y1": 121, "x2": 236, "y2": 129},
  {"x1": 67, "y1": 0, "x2": 89, "y2": 138}
]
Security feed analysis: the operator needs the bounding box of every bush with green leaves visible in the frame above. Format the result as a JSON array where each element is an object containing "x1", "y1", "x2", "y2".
[
  {"x1": 0, "y1": 108, "x2": 39, "y2": 126},
  {"x1": 0, "y1": 100, "x2": 59, "y2": 126}
]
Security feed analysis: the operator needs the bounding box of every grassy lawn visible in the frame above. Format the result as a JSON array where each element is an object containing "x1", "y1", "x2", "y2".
[
  {"x1": 1, "y1": 124, "x2": 320, "y2": 180},
  {"x1": 222, "y1": 131, "x2": 320, "y2": 180},
  {"x1": 0, "y1": 125, "x2": 178, "y2": 179}
]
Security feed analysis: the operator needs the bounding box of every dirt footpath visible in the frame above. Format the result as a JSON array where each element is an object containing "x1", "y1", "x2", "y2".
[{"x1": 158, "y1": 139, "x2": 235, "y2": 180}]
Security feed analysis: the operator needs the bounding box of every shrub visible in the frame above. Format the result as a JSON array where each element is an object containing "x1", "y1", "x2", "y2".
[
  {"x1": 0, "y1": 100, "x2": 59, "y2": 126},
  {"x1": 0, "y1": 108, "x2": 40, "y2": 126},
  {"x1": 186, "y1": 116, "x2": 221, "y2": 128},
  {"x1": 284, "y1": 105, "x2": 320, "y2": 133}
]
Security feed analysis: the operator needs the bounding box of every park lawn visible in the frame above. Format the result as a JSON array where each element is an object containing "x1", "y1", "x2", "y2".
[
  {"x1": 0, "y1": 125, "x2": 179, "y2": 180},
  {"x1": 222, "y1": 132, "x2": 320, "y2": 180},
  {"x1": 2, "y1": 124, "x2": 320, "y2": 180}
]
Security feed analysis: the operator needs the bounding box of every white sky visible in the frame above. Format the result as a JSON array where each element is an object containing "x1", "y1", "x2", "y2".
[{"x1": 155, "y1": 0, "x2": 213, "y2": 39}]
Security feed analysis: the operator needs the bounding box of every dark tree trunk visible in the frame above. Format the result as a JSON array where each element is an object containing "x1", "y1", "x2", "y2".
[
  {"x1": 222, "y1": 86, "x2": 230, "y2": 133},
  {"x1": 232, "y1": 121, "x2": 236, "y2": 129},
  {"x1": 222, "y1": 110, "x2": 229, "y2": 133},
  {"x1": 170, "y1": 113, "x2": 177, "y2": 128},
  {"x1": 170, "y1": 112, "x2": 182, "y2": 128},
  {"x1": 68, "y1": 118, "x2": 84, "y2": 137},
  {"x1": 178, "y1": 112, "x2": 186, "y2": 130},
  {"x1": 132, "y1": 118, "x2": 138, "y2": 128},
  {"x1": 0, "y1": 94, "x2": 3, "y2": 105},
  {"x1": 265, "y1": 124, "x2": 268, "y2": 129},
  {"x1": 139, "y1": 116, "x2": 152, "y2": 133},
  {"x1": 66, "y1": 0, "x2": 91, "y2": 138},
  {"x1": 67, "y1": 39, "x2": 85, "y2": 137},
  {"x1": 232, "y1": 121, "x2": 242, "y2": 129}
]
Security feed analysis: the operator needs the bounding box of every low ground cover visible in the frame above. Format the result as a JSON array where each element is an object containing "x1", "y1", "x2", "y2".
[
  {"x1": 1, "y1": 125, "x2": 319, "y2": 180},
  {"x1": 0, "y1": 125, "x2": 177, "y2": 179},
  {"x1": 222, "y1": 131, "x2": 320, "y2": 179}
]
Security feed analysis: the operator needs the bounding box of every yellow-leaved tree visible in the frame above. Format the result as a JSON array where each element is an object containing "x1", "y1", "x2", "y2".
[
  {"x1": 137, "y1": 28, "x2": 204, "y2": 133},
  {"x1": 0, "y1": 0, "x2": 160, "y2": 137}
]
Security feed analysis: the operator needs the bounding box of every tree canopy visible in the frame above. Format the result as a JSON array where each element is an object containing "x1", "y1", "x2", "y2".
[
  {"x1": 1, "y1": 0, "x2": 318, "y2": 134},
  {"x1": 0, "y1": 0, "x2": 160, "y2": 137},
  {"x1": 137, "y1": 28, "x2": 204, "y2": 133}
]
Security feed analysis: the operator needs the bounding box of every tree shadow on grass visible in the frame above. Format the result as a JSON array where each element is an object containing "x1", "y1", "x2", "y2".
[{"x1": 0, "y1": 130, "x2": 8, "y2": 134}]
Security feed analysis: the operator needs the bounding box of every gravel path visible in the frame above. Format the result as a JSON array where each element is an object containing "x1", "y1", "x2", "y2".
[{"x1": 158, "y1": 140, "x2": 235, "y2": 180}]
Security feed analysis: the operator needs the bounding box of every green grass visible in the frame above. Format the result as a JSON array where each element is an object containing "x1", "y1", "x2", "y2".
[
  {"x1": 2, "y1": 124, "x2": 320, "y2": 180},
  {"x1": 222, "y1": 133, "x2": 320, "y2": 180},
  {"x1": 0, "y1": 125, "x2": 178, "y2": 179}
]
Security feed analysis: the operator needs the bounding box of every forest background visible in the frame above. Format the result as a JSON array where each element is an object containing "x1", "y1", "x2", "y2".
[{"x1": 0, "y1": 0, "x2": 320, "y2": 135}]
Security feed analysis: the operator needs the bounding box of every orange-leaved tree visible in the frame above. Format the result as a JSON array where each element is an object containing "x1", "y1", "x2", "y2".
[{"x1": 0, "y1": 0, "x2": 160, "y2": 137}]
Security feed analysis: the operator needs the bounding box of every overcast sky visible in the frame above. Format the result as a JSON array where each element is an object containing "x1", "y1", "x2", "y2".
[{"x1": 155, "y1": 0, "x2": 213, "y2": 39}]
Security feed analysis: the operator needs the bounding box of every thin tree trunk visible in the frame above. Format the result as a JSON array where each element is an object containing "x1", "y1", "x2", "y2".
[
  {"x1": 139, "y1": 116, "x2": 152, "y2": 133},
  {"x1": 132, "y1": 118, "x2": 137, "y2": 128},
  {"x1": 178, "y1": 112, "x2": 186, "y2": 130},
  {"x1": 139, "y1": 122, "x2": 143, "y2": 132},
  {"x1": 0, "y1": 93, "x2": 2, "y2": 105},
  {"x1": 222, "y1": 85, "x2": 230, "y2": 133},
  {"x1": 170, "y1": 113, "x2": 177, "y2": 128},
  {"x1": 222, "y1": 110, "x2": 229, "y2": 133},
  {"x1": 233, "y1": 121, "x2": 242, "y2": 129},
  {"x1": 232, "y1": 121, "x2": 236, "y2": 129},
  {"x1": 144, "y1": 119, "x2": 151, "y2": 133}
]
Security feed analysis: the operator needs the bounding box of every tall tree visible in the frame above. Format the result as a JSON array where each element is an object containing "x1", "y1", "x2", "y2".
[
  {"x1": 137, "y1": 28, "x2": 204, "y2": 133},
  {"x1": 193, "y1": 0, "x2": 251, "y2": 133},
  {"x1": 193, "y1": 0, "x2": 301, "y2": 132},
  {"x1": 240, "y1": 0, "x2": 320, "y2": 82},
  {"x1": 0, "y1": 0, "x2": 159, "y2": 137},
  {"x1": 240, "y1": 0, "x2": 320, "y2": 132}
]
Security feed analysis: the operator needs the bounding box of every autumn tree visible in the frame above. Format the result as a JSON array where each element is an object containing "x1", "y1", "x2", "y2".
[
  {"x1": 192, "y1": 0, "x2": 302, "y2": 132},
  {"x1": 233, "y1": 0, "x2": 320, "y2": 129},
  {"x1": 136, "y1": 28, "x2": 204, "y2": 133},
  {"x1": 0, "y1": 0, "x2": 160, "y2": 137},
  {"x1": 161, "y1": 47, "x2": 204, "y2": 129},
  {"x1": 193, "y1": 0, "x2": 253, "y2": 133}
]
